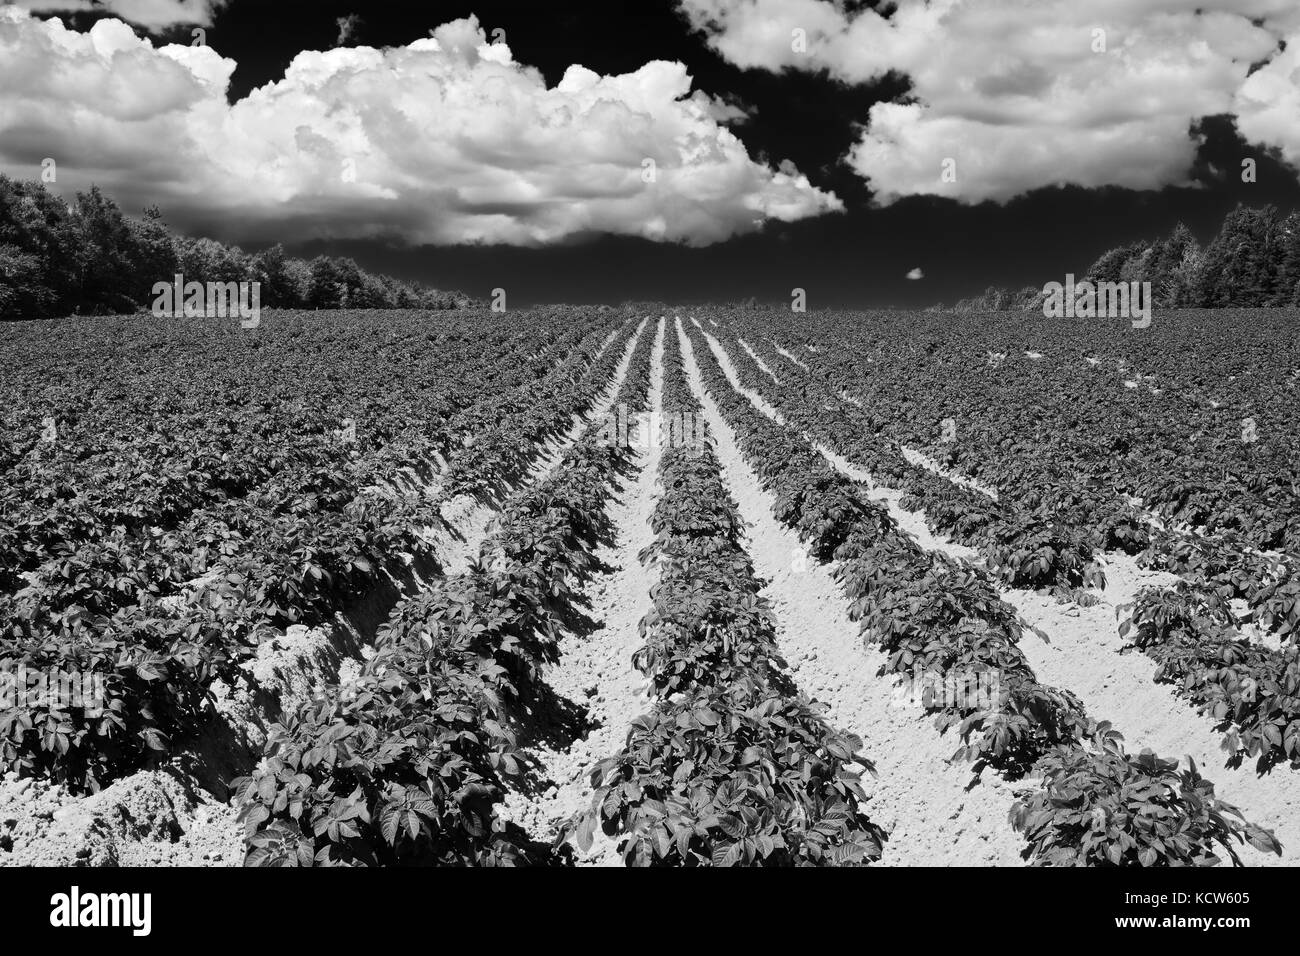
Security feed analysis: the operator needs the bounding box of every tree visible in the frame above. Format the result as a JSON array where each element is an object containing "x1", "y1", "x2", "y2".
[
  {"x1": 0, "y1": 175, "x2": 86, "y2": 315},
  {"x1": 308, "y1": 256, "x2": 364, "y2": 309},
  {"x1": 1271, "y1": 211, "x2": 1300, "y2": 306},
  {"x1": 1118, "y1": 243, "x2": 1153, "y2": 286},
  {"x1": 281, "y1": 257, "x2": 313, "y2": 308},
  {"x1": 1196, "y1": 205, "x2": 1278, "y2": 307},
  {"x1": 125, "y1": 205, "x2": 179, "y2": 299},
  {"x1": 1085, "y1": 245, "x2": 1136, "y2": 284},
  {"x1": 1012, "y1": 285, "x2": 1046, "y2": 310},
  {"x1": 0, "y1": 175, "x2": 473, "y2": 318},
  {"x1": 253, "y1": 244, "x2": 304, "y2": 308},
  {"x1": 175, "y1": 236, "x2": 250, "y2": 285},
  {"x1": 1146, "y1": 222, "x2": 1198, "y2": 307},
  {"x1": 75, "y1": 185, "x2": 140, "y2": 312},
  {"x1": 0, "y1": 243, "x2": 56, "y2": 319}
]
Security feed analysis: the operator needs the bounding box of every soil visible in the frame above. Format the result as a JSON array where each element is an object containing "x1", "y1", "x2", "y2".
[
  {"x1": 681, "y1": 322, "x2": 1028, "y2": 866},
  {"x1": 695, "y1": 328, "x2": 1299, "y2": 867}
]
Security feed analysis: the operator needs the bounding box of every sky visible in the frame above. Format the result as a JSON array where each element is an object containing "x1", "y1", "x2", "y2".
[{"x1": 2, "y1": 0, "x2": 1300, "y2": 307}]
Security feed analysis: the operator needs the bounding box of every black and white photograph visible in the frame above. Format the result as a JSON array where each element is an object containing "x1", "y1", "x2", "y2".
[{"x1": 1, "y1": 0, "x2": 1299, "y2": 937}]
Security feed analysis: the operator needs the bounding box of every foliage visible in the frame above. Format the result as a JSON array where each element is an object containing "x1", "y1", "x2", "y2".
[
  {"x1": 1012, "y1": 733, "x2": 1282, "y2": 866},
  {"x1": 682, "y1": 314, "x2": 1284, "y2": 865},
  {"x1": 0, "y1": 175, "x2": 474, "y2": 319},
  {"x1": 235, "y1": 319, "x2": 653, "y2": 865},
  {"x1": 565, "y1": 325, "x2": 886, "y2": 866},
  {"x1": 930, "y1": 203, "x2": 1300, "y2": 311},
  {"x1": 1, "y1": 311, "x2": 633, "y2": 792}
]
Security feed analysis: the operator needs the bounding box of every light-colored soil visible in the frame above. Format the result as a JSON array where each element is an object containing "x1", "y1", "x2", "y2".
[
  {"x1": 498, "y1": 319, "x2": 665, "y2": 864},
  {"x1": 0, "y1": 769, "x2": 243, "y2": 868},
  {"x1": 681, "y1": 322, "x2": 1027, "y2": 866},
  {"x1": 10, "y1": 317, "x2": 1290, "y2": 869},
  {"x1": 898, "y1": 445, "x2": 1001, "y2": 501},
  {"x1": 0, "y1": 326, "x2": 645, "y2": 870},
  {"x1": 695, "y1": 327, "x2": 1300, "y2": 866},
  {"x1": 737, "y1": 338, "x2": 780, "y2": 383},
  {"x1": 755, "y1": 336, "x2": 999, "y2": 500},
  {"x1": 443, "y1": 321, "x2": 646, "y2": 575},
  {"x1": 769, "y1": 339, "x2": 810, "y2": 371},
  {"x1": 1003, "y1": 563, "x2": 1300, "y2": 867}
]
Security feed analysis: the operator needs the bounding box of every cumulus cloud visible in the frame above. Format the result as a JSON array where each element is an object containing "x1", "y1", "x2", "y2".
[
  {"x1": 905, "y1": 267, "x2": 923, "y2": 280},
  {"x1": 15, "y1": 0, "x2": 225, "y2": 29},
  {"x1": 0, "y1": 7, "x2": 840, "y2": 245},
  {"x1": 678, "y1": 0, "x2": 1300, "y2": 204},
  {"x1": 1234, "y1": 32, "x2": 1300, "y2": 172}
]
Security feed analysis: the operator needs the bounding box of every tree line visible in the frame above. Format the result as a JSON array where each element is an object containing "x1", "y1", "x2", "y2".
[
  {"x1": 932, "y1": 204, "x2": 1300, "y2": 313},
  {"x1": 0, "y1": 175, "x2": 476, "y2": 320}
]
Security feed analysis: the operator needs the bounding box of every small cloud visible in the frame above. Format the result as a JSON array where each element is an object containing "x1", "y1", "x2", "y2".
[
  {"x1": 906, "y1": 267, "x2": 924, "y2": 280},
  {"x1": 335, "y1": 13, "x2": 361, "y2": 47},
  {"x1": 690, "y1": 90, "x2": 751, "y2": 124},
  {"x1": 16, "y1": 0, "x2": 228, "y2": 29}
]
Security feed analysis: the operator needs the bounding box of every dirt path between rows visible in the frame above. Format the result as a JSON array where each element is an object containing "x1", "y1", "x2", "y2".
[
  {"x1": 762, "y1": 337, "x2": 999, "y2": 500},
  {"x1": 680, "y1": 322, "x2": 1027, "y2": 866},
  {"x1": 0, "y1": 323, "x2": 647, "y2": 870},
  {"x1": 498, "y1": 319, "x2": 665, "y2": 863},
  {"x1": 698, "y1": 331, "x2": 1298, "y2": 866},
  {"x1": 769, "y1": 339, "x2": 810, "y2": 371},
  {"x1": 441, "y1": 321, "x2": 646, "y2": 575},
  {"x1": 737, "y1": 338, "x2": 780, "y2": 383}
]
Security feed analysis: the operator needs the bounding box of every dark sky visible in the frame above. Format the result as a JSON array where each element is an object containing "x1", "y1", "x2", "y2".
[{"x1": 39, "y1": 0, "x2": 1300, "y2": 307}]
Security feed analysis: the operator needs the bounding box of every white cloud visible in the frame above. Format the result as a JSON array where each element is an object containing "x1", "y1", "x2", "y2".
[
  {"x1": 0, "y1": 7, "x2": 840, "y2": 245},
  {"x1": 694, "y1": 90, "x2": 752, "y2": 124},
  {"x1": 905, "y1": 267, "x2": 923, "y2": 280},
  {"x1": 1234, "y1": 32, "x2": 1300, "y2": 172},
  {"x1": 335, "y1": 14, "x2": 361, "y2": 48},
  {"x1": 678, "y1": 0, "x2": 1300, "y2": 204},
  {"x1": 15, "y1": 0, "x2": 226, "y2": 29}
]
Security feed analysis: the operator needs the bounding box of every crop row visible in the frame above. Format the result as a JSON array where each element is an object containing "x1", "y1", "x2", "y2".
[
  {"x1": 1122, "y1": 585, "x2": 1300, "y2": 771},
  {"x1": 567, "y1": 324, "x2": 886, "y2": 866},
  {"x1": 764, "y1": 311, "x2": 1300, "y2": 555},
  {"x1": 1, "y1": 313, "x2": 594, "y2": 580},
  {"x1": 751, "y1": 318, "x2": 1300, "y2": 641},
  {"x1": 0, "y1": 313, "x2": 633, "y2": 793},
  {"x1": 713, "y1": 325, "x2": 1300, "y2": 772},
  {"x1": 721, "y1": 326, "x2": 1126, "y2": 592},
  {"x1": 2, "y1": 317, "x2": 614, "y2": 629},
  {"x1": 682, "y1": 320, "x2": 1281, "y2": 866},
  {"x1": 233, "y1": 323, "x2": 655, "y2": 865}
]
